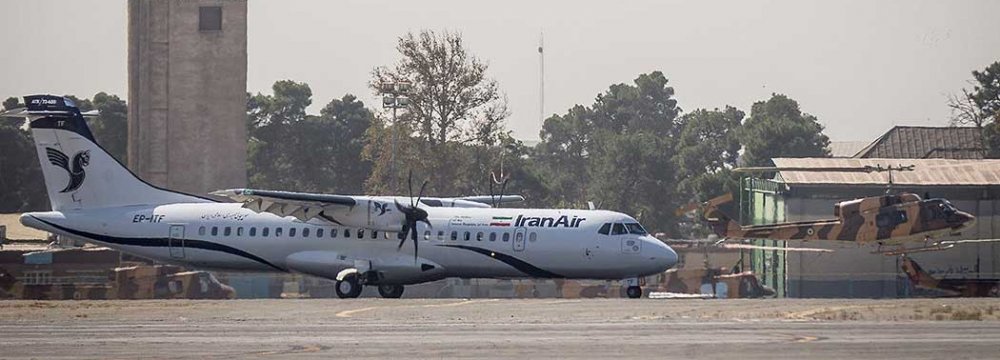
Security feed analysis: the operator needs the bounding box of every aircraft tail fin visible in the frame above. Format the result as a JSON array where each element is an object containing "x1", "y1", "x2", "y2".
[
  {"x1": 9, "y1": 95, "x2": 214, "y2": 211},
  {"x1": 899, "y1": 255, "x2": 941, "y2": 289}
]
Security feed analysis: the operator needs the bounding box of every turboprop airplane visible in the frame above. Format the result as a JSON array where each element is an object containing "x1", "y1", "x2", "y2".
[{"x1": 7, "y1": 95, "x2": 676, "y2": 299}]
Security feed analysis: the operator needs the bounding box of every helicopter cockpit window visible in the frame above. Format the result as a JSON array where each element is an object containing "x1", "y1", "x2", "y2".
[
  {"x1": 876, "y1": 210, "x2": 907, "y2": 228},
  {"x1": 625, "y1": 223, "x2": 647, "y2": 235},
  {"x1": 611, "y1": 223, "x2": 628, "y2": 235},
  {"x1": 598, "y1": 223, "x2": 611, "y2": 235}
]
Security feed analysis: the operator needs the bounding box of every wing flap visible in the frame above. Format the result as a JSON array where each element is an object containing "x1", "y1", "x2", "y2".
[{"x1": 211, "y1": 188, "x2": 357, "y2": 222}]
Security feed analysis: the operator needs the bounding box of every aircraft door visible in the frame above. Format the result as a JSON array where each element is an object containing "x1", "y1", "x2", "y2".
[
  {"x1": 168, "y1": 225, "x2": 185, "y2": 259},
  {"x1": 513, "y1": 227, "x2": 527, "y2": 252}
]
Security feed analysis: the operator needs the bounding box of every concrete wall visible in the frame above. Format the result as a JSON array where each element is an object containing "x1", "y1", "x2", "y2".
[
  {"x1": 781, "y1": 185, "x2": 1000, "y2": 298},
  {"x1": 128, "y1": 0, "x2": 247, "y2": 194}
]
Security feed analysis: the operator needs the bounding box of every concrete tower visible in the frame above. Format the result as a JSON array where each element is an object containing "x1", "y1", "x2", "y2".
[{"x1": 127, "y1": 0, "x2": 247, "y2": 194}]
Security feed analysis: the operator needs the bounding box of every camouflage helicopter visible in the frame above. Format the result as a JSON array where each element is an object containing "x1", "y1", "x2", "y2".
[{"x1": 682, "y1": 165, "x2": 977, "y2": 255}]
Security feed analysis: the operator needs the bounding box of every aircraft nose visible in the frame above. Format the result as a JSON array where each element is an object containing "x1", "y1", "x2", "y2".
[{"x1": 646, "y1": 238, "x2": 678, "y2": 271}]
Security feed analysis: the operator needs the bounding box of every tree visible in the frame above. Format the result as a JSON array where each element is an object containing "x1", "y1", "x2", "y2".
[
  {"x1": 674, "y1": 106, "x2": 744, "y2": 202},
  {"x1": 0, "y1": 97, "x2": 48, "y2": 211},
  {"x1": 247, "y1": 80, "x2": 375, "y2": 193},
  {"x1": 246, "y1": 80, "x2": 313, "y2": 189},
  {"x1": 89, "y1": 92, "x2": 128, "y2": 163},
  {"x1": 740, "y1": 94, "x2": 830, "y2": 167},
  {"x1": 950, "y1": 61, "x2": 1000, "y2": 157},
  {"x1": 366, "y1": 30, "x2": 510, "y2": 196},
  {"x1": 534, "y1": 71, "x2": 683, "y2": 233}
]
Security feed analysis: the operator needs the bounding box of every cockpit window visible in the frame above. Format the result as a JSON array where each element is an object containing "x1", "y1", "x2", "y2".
[
  {"x1": 611, "y1": 223, "x2": 628, "y2": 235},
  {"x1": 598, "y1": 223, "x2": 611, "y2": 235},
  {"x1": 625, "y1": 223, "x2": 647, "y2": 235}
]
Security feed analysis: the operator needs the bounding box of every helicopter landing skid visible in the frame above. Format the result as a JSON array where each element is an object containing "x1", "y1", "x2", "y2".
[{"x1": 874, "y1": 243, "x2": 955, "y2": 256}]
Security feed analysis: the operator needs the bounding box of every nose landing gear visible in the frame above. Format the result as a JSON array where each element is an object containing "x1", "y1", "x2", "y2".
[{"x1": 623, "y1": 277, "x2": 643, "y2": 299}]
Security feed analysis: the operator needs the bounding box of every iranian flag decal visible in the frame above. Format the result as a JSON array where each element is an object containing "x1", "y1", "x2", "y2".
[{"x1": 491, "y1": 216, "x2": 513, "y2": 227}]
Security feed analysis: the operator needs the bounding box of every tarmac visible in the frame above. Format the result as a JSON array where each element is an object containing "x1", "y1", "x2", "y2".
[{"x1": 1, "y1": 298, "x2": 999, "y2": 359}]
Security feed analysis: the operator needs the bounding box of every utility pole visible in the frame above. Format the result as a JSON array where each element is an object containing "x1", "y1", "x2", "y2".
[
  {"x1": 380, "y1": 81, "x2": 411, "y2": 194},
  {"x1": 538, "y1": 32, "x2": 544, "y2": 136}
]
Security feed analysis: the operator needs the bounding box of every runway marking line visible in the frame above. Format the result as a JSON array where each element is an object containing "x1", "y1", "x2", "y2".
[
  {"x1": 335, "y1": 306, "x2": 379, "y2": 318},
  {"x1": 335, "y1": 299, "x2": 499, "y2": 318}
]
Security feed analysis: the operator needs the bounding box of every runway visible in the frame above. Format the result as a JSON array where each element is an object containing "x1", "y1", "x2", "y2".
[{"x1": 1, "y1": 298, "x2": 998, "y2": 359}]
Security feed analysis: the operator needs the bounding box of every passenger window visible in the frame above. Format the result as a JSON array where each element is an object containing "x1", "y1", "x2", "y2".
[
  {"x1": 438, "y1": 231, "x2": 445, "y2": 241},
  {"x1": 529, "y1": 232, "x2": 537, "y2": 242},
  {"x1": 198, "y1": 226, "x2": 206, "y2": 236},
  {"x1": 211, "y1": 227, "x2": 218, "y2": 236},
  {"x1": 331, "y1": 228, "x2": 338, "y2": 238},
  {"x1": 489, "y1": 232, "x2": 497, "y2": 242},
  {"x1": 262, "y1": 227, "x2": 269, "y2": 237},
  {"x1": 289, "y1": 228, "x2": 297, "y2": 237},
  {"x1": 476, "y1": 232, "x2": 484, "y2": 241},
  {"x1": 302, "y1": 228, "x2": 310, "y2": 237},
  {"x1": 515, "y1": 232, "x2": 524, "y2": 243},
  {"x1": 598, "y1": 223, "x2": 611, "y2": 235},
  {"x1": 464, "y1": 232, "x2": 471, "y2": 241},
  {"x1": 276, "y1": 227, "x2": 283, "y2": 237},
  {"x1": 611, "y1": 223, "x2": 627, "y2": 235},
  {"x1": 424, "y1": 231, "x2": 431, "y2": 241},
  {"x1": 249, "y1": 227, "x2": 256, "y2": 237},
  {"x1": 237, "y1": 227, "x2": 244, "y2": 236},
  {"x1": 343, "y1": 229, "x2": 350, "y2": 238},
  {"x1": 358, "y1": 229, "x2": 365, "y2": 239},
  {"x1": 317, "y1": 228, "x2": 324, "y2": 237},
  {"x1": 502, "y1": 233, "x2": 510, "y2": 242},
  {"x1": 450, "y1": 231, "x2": 458, "y2": 241},
  {"x1": 224, "y1": 227, "x2": 231, "y2": 236}
]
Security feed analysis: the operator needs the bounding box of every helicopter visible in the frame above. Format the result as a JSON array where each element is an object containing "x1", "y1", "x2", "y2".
[{"x1": 681, "y1": 164, "x2": 978, "y2": 255}]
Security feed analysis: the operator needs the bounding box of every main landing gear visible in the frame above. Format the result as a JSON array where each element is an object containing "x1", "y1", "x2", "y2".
[
  {"x1": 335, "y1": 273, "x2": 362, "y2": 299},
  {"x1": 623, "y1": 277, "x2": 643, "y2": 299},
  {"x1": 377, "y1": 284, "x2": 405, "y2": 298},
  {"x1": 334, "y1": 273, "x2": 406, "y2": 299}
]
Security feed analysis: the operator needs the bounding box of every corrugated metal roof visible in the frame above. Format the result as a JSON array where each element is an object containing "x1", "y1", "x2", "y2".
[
  {"x1": 773, "y1": 158, "x2": 1000, "y2": 186},
  {"x1": 854, "y1": 126, "x2": 985, "y2": 159},
  {"x1": 827, "y1": 141, "x2": 870, "y2": 157}
]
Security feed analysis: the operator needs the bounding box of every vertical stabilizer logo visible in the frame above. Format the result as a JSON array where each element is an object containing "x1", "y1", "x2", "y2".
[{"x1": 45, "y1": 147, "x2": 90, "y2": 193}]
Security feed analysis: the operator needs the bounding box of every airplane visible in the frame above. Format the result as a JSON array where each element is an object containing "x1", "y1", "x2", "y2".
[
  {"x1": 900, "y1": 255, "x2": 1000, "y2": 297},
  {"x1": 5, "y1": 95, "x2": 677, "y2": 299},
  {"x1": 684, "y1": 191, "x2": 977, "y2": 255}
]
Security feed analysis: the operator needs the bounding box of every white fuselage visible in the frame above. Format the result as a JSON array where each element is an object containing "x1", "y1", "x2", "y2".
[{"x1": 22, "y1": 203, "x2": 677, "y2": 285}]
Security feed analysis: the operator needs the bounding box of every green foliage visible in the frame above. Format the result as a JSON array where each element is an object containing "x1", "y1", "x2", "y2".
[
  {"x1": 0, "y1": 98, "x2": 48, "y2": 211},
  {"x1": 740, "y1": 94, "x2": 830, "y2": 167},
  {"x1": 971, "y1": 61, "x2": 1000, "y2": 121},
  {"x1": 366, "y1": 30, "x2": 511, "y2": 197},
  {"x1": 247, "y1": 80, "x2": 374, "y2": 193},
  {"x1": 535, "y1": 71, "x2": 683, "y2": 233},
  {"x1": 674, "y1": 106, "x2": 744, "y2": 202},
  {"x1": 89, "y1": 92, "x2": 128, "y2": 163}
]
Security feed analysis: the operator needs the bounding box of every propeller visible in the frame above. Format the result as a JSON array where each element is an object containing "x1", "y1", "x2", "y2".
[{"x1": 395, "y1": 171, "x2": 431, "y2": 260}]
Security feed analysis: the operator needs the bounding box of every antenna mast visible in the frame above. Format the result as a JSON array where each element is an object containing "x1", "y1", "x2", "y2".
[{"x1": 538, "y1": 31, "x2": 544, "y2": 137}]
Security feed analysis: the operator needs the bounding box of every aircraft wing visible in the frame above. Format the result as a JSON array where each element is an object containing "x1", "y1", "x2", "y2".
[
  {"x1": 454, "y1": 195, "x2": 525, "y2": 205},
  {"x1": 210, "y1": 188, "x2": 357, "y2": 222}
]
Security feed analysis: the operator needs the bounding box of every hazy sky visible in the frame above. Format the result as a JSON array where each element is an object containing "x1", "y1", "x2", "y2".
[{"x1": 2, "y1": 0, "x2": 999, "y2": 142}]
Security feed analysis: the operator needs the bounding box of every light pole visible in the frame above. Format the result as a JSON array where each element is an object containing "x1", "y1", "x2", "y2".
[{"x1": 380, "y1": 81, "x2": 410, "y2": 194}]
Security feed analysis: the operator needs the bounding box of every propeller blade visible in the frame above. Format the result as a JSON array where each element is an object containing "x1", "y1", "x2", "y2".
[
  {"x1": 416, "y1": 180, "x2": 428, "y2": 205},
  {"x1": 397, "y1": 223, "x2": 409, "y2": 249},
  {"x1": 408, "y1": 170, "x2": 414, "y2": 207}
]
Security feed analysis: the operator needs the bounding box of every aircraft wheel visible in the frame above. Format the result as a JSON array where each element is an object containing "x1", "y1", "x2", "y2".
[
  {"x1": 377, "y1": 284, "x2": 405, "y2": 298},
  {"x1": 626, "y1": 286, "x2": 642, "y2": 299},
  {"x1": 335, "y1": 273, "x2": 363, "y2": 299}
]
